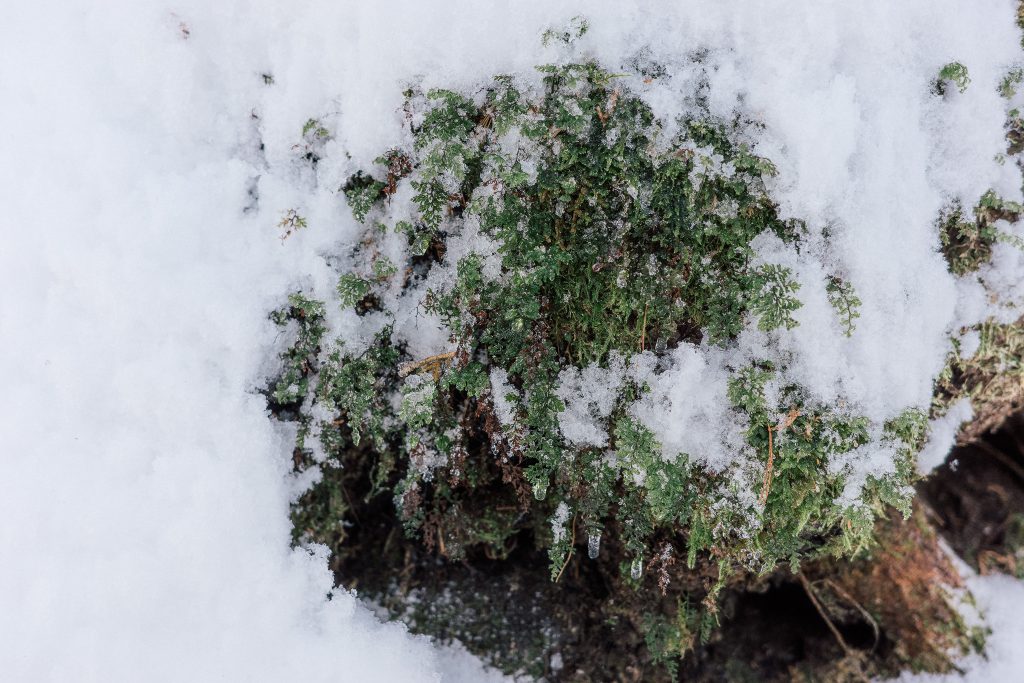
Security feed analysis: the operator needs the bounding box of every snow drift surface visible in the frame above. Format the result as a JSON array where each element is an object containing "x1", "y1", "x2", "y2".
[{"x1": 1, "y1": 0, "x2": 1023, "y2": 681}]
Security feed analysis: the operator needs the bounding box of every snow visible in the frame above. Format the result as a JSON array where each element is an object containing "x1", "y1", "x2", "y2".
[
  {"x1": 488, "y1": 368, "x2": 519, "y2": 429},
  {"x1": 627, "y1": 347, "x2": 745, "y2": 470},
  {"x1": 556, "y1": 353, "x2": 626, "y2": 448},
  {"x1": 959, "y1": 329, "x2": 983, "y2": 360},
  {"x1": 3, "y1": 0, "x2": 1024, "y2": 681},
  {"x1": 980, "y1": 235, "x2": 1024, "y2": 320},
  {"x1": 551, "y1": 503, "x2": 572, "y2": 545},
  {"x1": 0, "y1": 2, "x2": 503, "y2": 681},
  {"x1": 919, "y1": 399, "x2": 976, "y2": 474},
  {"x1": 900, "y1": 572, "x2": 1024, "y2": 683},
  {"x1": 830, "y1": 438, "x2": 903, "y2": 509}
]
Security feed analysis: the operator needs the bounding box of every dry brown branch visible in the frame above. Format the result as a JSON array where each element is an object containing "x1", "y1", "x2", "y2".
[
  {"x1": 398, "y1": 351, "x2": 457, "y2": 380},
  {"x1": 760, "y1": 424, "x2": 775, "y2": 506}
]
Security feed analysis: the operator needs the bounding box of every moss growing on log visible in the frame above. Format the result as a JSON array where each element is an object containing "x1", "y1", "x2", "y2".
[{"x1": 267, "y1": 33, "x2": 1019, "y2": 680}]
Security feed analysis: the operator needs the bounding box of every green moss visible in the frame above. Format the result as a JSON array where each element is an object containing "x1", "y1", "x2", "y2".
[
  {"x1": 273, "y1": 54, "x2": 920, "y2": 677},
  {"x1": 269, "y1": 293, "x2": 325, "y2": 407},
  {"x1": 934, "y1": 317, "x2": 1024, "y2": 442},
  {"x1": 826, "y1": 275, "x2": 862, "y2": 337},
  {"x1": 1000, "y1": 67, "x2": 1024, "y2": 98},
  {"x1": 939, "y1": 191, "x2": 1023, "y2": 276},
  {"x1": 936, "y1": 62, "x2": 971, "y2": 95},
  {"x1": 1003, "y1": 514, "x2": 1024, "y2": 579},
  {"x1": 642, "y1": 598, "x2": 703, "y2": 682}
]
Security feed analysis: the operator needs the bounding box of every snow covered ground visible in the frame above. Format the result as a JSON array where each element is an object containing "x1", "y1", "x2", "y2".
[
  {"x1": 1, "y1": 1, "x2": 1023, "y2": 680},
  {"x1": 0, "y1": 2, "x2": 503, "y2": 680}
]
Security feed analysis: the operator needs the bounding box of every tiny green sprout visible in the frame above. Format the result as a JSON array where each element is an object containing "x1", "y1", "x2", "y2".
[
  {"x1": 826, "y1": 276, "x2": 862, "y2": 337},
  {"x1": 395, "y1": 220, "x2": 432, "y2": 256},
  {"x1": 1000, "y1": 67, "x2": 1023, "y2": 98},
  {"x1": 542, "y1": 15, "x2": 589, "y2": 46},
  {"x1": 372, "y1": 256, "x2": 398, "y2": 281},
  {"x1": 336, "y1": 273, "x2": 371, "y2": 308},
  {"x1": 341, "y1": 172, "x2": 386, "y2": 223},
  {"x1": 269, "y1": 293, "x2": 326, "y2": 407},
  {"x1": 302, "y1": 117, "x2": 330, "y2": 139},
  {"x1": 937, "y1": 62, "x2": 971, "y2": 95},
  {"x1": 751, "y1": 264, "x2": 802, "y2": 331}
]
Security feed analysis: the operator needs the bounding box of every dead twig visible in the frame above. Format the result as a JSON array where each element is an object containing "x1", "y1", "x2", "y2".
[
  {"x1": 555, "y1": 514, "x2": 578, "y2": 583},
  {"x1": 775, "y1": 407, "x2": 801, "y2": 432},
  {"x1": 824, "y1": 578, "x2": 880, "y2": 654},
  {"x1": 398, "y1": 351, "x2": 457, "y2": 380},
  {"x1": 639, "y1": 302, "x2": 649, "y2": 351},
  {"x1": 760, "y1": 408, "x2": 800, "y2": 506},
  {"x1": 760, "y1": 425, "x2": 775, "y2": 506},
  {"x1": 596, "y1": 90, "x2": 620, "y2": 125},
  {"x1": 799, "y1": 574, "x2": 869, "y2": 683}
]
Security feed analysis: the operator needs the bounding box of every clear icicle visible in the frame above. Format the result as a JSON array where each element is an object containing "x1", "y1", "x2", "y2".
[
  {"x1": 587, "y1": 531, "x2": 601, "y2": 559},
  {"x1": 630, "y1": 554, "x2": 643, "y2": 580}
]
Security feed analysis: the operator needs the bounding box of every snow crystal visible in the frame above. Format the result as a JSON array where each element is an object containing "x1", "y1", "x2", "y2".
[
  {"x1": 959, "y1": 328, "x2": 983, "y2": 359},
  {"x1": 489, "y1": 367, "x2": 519, "y2": 428},
  {"x1": 829, "y1": 440, "x2": 902, "y2": 510},
  {"x1": 918, "y1": 398, "x2": 975, "y2": 474},
  {"x1": 6, "y1": 0, "x2": 1024, "y2": 680},
  {"x1": 551, "y1": 502, "x2": 571, "y2": 544},
  {"x1": 627, "y1": 345, "x2": 745, "y2": 471},
  {"x1": 555, "y1": 353, "x2": 626, "y2": 447},
  {"x1": 979, "y1": 237, "x2": 1024, "y2": 321}
]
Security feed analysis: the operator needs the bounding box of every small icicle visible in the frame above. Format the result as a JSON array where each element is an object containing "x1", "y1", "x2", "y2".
[
  {"x1": 587, "y1": 531, "x2": 601, "y2": 559},
  {"x1": 532, "y1": 482, "x2": 547, "y2": 501},
  {"x1": 630, "y1": 554, "x2": 643, "y2": 580}
]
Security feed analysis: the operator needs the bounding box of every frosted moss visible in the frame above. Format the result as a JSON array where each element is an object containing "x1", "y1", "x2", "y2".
[{"x1": 268, "y1": 57, "x2": 937, "y2": 664}]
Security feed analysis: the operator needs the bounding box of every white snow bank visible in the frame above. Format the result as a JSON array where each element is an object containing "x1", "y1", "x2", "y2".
[
  {"x1": 0, "y1": 2, "x2": 503, "y2": 681},
  {"x1": 899, "y1": 572, "x2": 1024, "y2": 683},
  {"x1": 918, "y1": 398, "x2": 975, "y2": 474},
  {"x1": 3, "y1": 0, "x2": 1024, "y2": 681}
]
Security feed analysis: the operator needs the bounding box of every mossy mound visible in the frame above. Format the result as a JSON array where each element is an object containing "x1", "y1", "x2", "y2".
[{"x1": 268, "y1": 34, "x2": 1024, "y2": 679}]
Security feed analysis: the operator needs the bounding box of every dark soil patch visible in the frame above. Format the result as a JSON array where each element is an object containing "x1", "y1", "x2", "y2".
[
  {"x1": 678, "y1": 577, "x2": 880, "y2": 683},
  {"x1": 295, "y1": 412, "x2": 1024, "y2": 681},
  {"x1": 919, "y1": 412, "x2": 1024, "y2": 577}
]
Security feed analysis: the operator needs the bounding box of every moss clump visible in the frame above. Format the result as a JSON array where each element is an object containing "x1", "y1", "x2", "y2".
[
  {"x1": 934, "y1": 317, "x2": 1024, "y2": 443},
  {"x1": 939, "y1": 191, "x2": 1023, "y2": 276},
  {"x1": 271, "y1": 52, "x2": 945, "y2": 677},
  {"x1": 936, "y1": 62, "x2": 971, "y2": 95}
]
